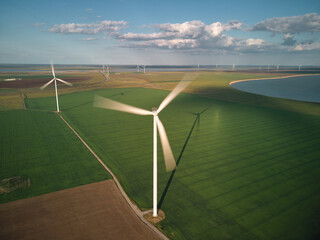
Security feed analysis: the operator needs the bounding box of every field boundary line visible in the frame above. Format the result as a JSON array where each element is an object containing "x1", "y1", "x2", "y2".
[
  {"x1": 229, "y1": 73, "x2": 320, "y2": 86},
  {"x1": 56, "y1": 112, "x2": 169, "y2": 240}
]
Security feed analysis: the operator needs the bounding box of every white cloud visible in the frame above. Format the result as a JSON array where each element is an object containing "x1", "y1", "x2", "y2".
[
  {"x1": 117, "y1": 20, "x2": 243, "y2": 50},
  {"x1": 294, "y1": 42, "x2": 320, "y2": 51},
  {"x1": 123, "y1": 39, "x2": 199, "y2": 49},
  {"x1": 245, "y1": 38, "x2": 265, "y2": 46},
  {"x1": 34, "y1": 22, "x2": 46, "y2": 27},
  {"x1": 48, "y1": 20, "x2": 127, "y2": 34},
  {"x1": 252, "y1": 13, "x2": 320, "y2": 34},
  {"x1": 82, "y1": 38, "x2": 99, "y2": 41}
]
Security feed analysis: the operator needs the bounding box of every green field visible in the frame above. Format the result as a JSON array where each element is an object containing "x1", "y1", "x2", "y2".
[
  {"x1": 25, "y1": 83, "x2": 320, "y2": 239},
  {"x1": 0, "y1": 110, "x2": 111, "y2": 203}
]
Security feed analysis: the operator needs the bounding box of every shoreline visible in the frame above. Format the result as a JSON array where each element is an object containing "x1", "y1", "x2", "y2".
[{"x1": 229, "y1": 73, "x2": 320, "y2": 86}]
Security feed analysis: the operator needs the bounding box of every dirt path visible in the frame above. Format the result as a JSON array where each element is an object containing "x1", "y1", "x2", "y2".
[
  {"x1": 56, "y1": 113, "x2": 169, "y2": 240},
  {"x1": 0, "y1": 180, "x2": 161, "y2": 240}
]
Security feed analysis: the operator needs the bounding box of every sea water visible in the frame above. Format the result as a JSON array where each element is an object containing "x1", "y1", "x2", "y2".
[{"x1": 231, "y1": 75, "x2": 320, "y2": 103}]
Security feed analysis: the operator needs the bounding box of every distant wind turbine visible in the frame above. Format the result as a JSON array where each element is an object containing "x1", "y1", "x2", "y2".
[
  {"x1": 232, "y1": 64, "x2": 235, "y2": 71},
  {"x1": 277, "y1": 65, "x2": 279, "y2": 72},
  {"x1": 40, "y1": 62, "x2": 73, "y2": 112},
  {"x1": 298, "y1": 65, "x2": 301, "y2": 71},
  {"x1": 137, "y1": 65, "x2": 140, "y2": 72},
  {"x1": 94, "y1": 73, "x2": 198, "y2": 217}
]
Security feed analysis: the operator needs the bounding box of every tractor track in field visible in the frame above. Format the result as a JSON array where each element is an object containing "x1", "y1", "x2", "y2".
[{"x1": 56, "y1": 112, "x2": 170, "y2": 240}]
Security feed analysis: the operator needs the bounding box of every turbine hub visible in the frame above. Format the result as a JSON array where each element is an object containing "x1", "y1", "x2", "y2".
[{"x1": 152, "y1": 107, "x2": 158, "y2": 115}]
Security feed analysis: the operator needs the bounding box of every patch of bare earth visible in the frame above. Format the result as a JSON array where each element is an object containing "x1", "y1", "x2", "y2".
[
  {"x1": 0, "y1": 176, "x2": 30, "y2": 194},
  {"x1": 0, "y1": 180, "x2": 161, "y2": 240},
  {"x1": 144, "y1": 210, "x2": 166, "y2": 224}
]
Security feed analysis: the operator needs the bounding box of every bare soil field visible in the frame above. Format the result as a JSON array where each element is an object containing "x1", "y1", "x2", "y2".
[{"x1": 0, "y1": 180, "x2": 160, "y2": 240}]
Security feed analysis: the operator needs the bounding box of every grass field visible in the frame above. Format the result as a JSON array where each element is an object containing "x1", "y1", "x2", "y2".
[
  {"x1": 25, "y1": 81, "x2": 320, "y2": 240},
  {"x1": 0, "y1": 110, "x2": 111, "y2": 203}
]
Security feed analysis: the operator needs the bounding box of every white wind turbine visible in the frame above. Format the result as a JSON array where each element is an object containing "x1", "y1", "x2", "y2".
[
  {"x1": 40, "y1": 63, "x2": 73, "y2": 112},
  {"x1": 94, "y1": 74, "x2": 197, "y2": 217}
]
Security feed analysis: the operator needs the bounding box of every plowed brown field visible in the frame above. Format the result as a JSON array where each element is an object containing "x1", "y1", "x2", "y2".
[{"x1": 0, "y1": 180, "x2": 160, "y2": 240}]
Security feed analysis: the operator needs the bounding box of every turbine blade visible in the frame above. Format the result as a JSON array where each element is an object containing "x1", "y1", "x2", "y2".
[
  {"x1": 56, "y1": 78, "x2": 73, "y2": 87},
  {"x1": 51, "y1": 62, "x2": 56, "y2": 78},
  {"x1": 40, "y1": 79, "x2": 54, "y2": 90},
  {"x1": 157, "y1": 73, "x2": 198, "y2": 113},
  {"x1": 156, "y1": 117, "x2": 176, "y2": 172},
  {"x1": 94, "y1": 95, "x2": 153, "y2": 115}
]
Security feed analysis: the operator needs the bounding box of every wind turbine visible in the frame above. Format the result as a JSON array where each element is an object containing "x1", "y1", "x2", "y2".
[
  {"x1": 137, "y1": 65, "x2": 140, "y2": 72},
  {"x1": 94, "y1": 73, "x2": 197, "y2": 217},
  {"x1": 232, "y1": 64, "x2": 235, "y2": 71},
  {"x1": 40, "y1": 63, "x2": 73, "y2": 112},
  {"x1": 298, "y1": 65, "x2": 301, "y2": 71},
  {"x1": 277, "y1": 64, "x2": 280, "y2": 72},
  {"x1": 143, "y1": 65, "x2": 146, "y2": 74}
]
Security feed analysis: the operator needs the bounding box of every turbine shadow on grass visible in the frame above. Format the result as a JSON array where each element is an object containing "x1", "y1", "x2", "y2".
[
  {"x1": 157, "y1": 108, "x2": 208, "y2": 211},
  {"x1": 64, "y1": 91, "x2": 129, "y2": 111}
]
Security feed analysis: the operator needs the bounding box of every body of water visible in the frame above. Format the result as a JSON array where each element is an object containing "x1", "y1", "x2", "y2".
[{"x1": 230, "y1": 75, "x2": 320, "y2": 103}]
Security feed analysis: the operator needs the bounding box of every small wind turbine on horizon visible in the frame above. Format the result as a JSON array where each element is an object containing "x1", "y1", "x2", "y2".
[
  {"x1": 40, "y1": 62, "x2": 73, "y2": 112},
  {"x1": 277, "y1": 65, "x2": 279, "y2": 72},
  {"x1": 102, "y1": 65, "x2": 110, "y2": 77},
  {"x1": 298, "y1": 65, "x2": 302, "y2": 71},
  {"x1": 232, "y1": 64, "x2": 235, "y2": 71},
  {"x1": 94, "y1": 73, "x2": 198, "y2": 217}
]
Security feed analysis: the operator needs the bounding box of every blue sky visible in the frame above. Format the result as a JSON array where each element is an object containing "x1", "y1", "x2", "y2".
[{"x1": 0, "y1": 0, "x2": 319, "y2": 65}]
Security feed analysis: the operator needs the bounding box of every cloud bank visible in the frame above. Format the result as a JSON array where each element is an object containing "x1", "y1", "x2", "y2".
[
  {"x1": 47, "y1": 13, "x2": 320, "y2": 53},
  {"x1": 251, "y1": 13, "x2": 320, "y2": 34},
  {"x1": 48, "y1": 20, "x2": 127, "y2": 34}
]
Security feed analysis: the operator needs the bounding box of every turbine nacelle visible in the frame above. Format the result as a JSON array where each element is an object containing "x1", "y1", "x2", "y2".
[{"x1": 152, "y1": 107, "x2": 158, "y2": 115}]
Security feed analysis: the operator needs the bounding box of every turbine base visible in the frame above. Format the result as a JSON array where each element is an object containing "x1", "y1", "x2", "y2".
[{"x1": 144, "y1": 209, "x2": 165, "y2": 224}]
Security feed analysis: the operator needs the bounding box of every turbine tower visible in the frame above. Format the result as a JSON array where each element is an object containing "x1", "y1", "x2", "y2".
[
  {"x1": 298, "y1": 65, "x2": 301, "y2": 71},
  {"x1": 40, "y1": 62, "x2": 73, "y2": 112},
  {"x1": 232, "y1": 64, "x2": 235, "y2": 71},
  {"x1": 94, "y1": 73, "x2": 197, "y2": 217},
  {"x1": 143, "y1": 65, "x2": 146, "y2": 74},
  {"x1": 137, "y1": 65, "x2": 140, "y2": 72},
  {"x1": 277, "y1": 65, "x2": 279, "y2": 72}
]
